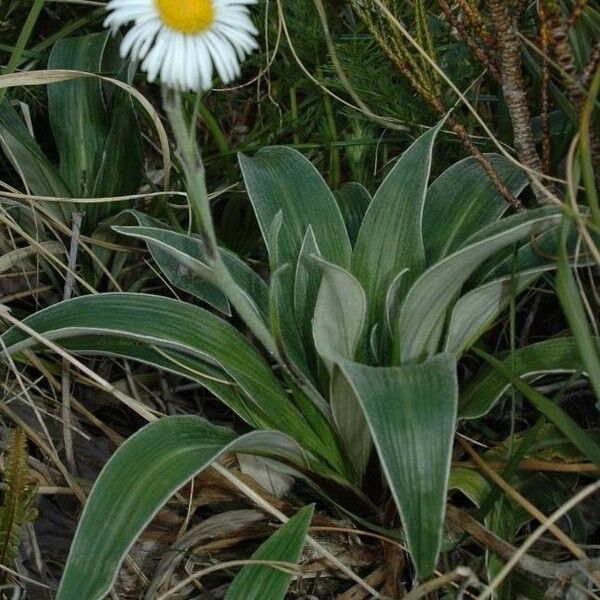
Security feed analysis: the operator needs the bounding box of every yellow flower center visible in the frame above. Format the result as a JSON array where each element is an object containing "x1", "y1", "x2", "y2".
[{"x1": 156, "y1": 0, "x2": 215, "y2": 34}]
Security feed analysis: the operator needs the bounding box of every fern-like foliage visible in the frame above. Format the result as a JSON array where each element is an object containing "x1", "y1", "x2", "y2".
[{"x1": 0, "y1": 428, "x2": 38, "y2": 579}]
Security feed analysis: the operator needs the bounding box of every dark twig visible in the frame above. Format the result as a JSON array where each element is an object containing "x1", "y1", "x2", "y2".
[
  {"x1": 488, "y1": 0, "x2": 547, "y2": 202},
  {"x1": 514, "y1": 0, "x2": 529, "y2": 25},
  {"x1": 446, "y1": 505, "x2": 600, "y2": 583},
  {"x1": 568, "y1": 0, "x2": 589, "y2": 27},
  {"x1": 456, "y1": 0, "x2": 495, "y2": 47},
  {"x1": 438, "y1": 0, "x2": 501, "y2": 82},
  {"x1": 539, "y1": 1, "x2": 552, "y2": 174},
  {"x1": 547, "y1": 2, "x2": 583, "y2": 111},
  {"x1": 581, "y1": 37, "x2": 600, "y2": 91}
]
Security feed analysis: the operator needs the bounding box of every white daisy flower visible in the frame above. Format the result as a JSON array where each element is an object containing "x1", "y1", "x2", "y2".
[{"x1": 105, "y1": 0, "x2": 259, "y2": 92}]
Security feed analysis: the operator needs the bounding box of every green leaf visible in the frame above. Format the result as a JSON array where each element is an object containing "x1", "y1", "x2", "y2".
[
  {"x1": 352, "y1": 123, "x2": 441, "y2": 328},
  {"x1": 293, "y1": 226, "x2": 322, "y2": 366},
  {"x1": 114, "y1": 222, "x2": 226, "y2": 311},
  {"x1": 449, "y1": 467, "x2": 491, "y2": 507},
  {"x1": 269, "y1": 260, "x2": 312, "y2": 382},
  {"x1": 91, "y1": 90, "x2": 142, "y2": 204},
  {"x1": 114, "y1": 211, "x2": 269, "y2": 320},
  {"x1": 0, "y1": 293, "x2": 334, "y2": 465},
  {"x1": 48, "y1": 32, "x2": 111, "y2": 196},
  {"x1": 48, "y1": 32, "x2": 143, "y2": 225},
  {"x1": 239, "y1": 144, "x2": 356, "y2": 382},
  {"x1": 225, "y1": 504, "x2": 314, "y2": 600},
  {"x1": 0, "y1": 99, "x2": 70, "y2": 200},
  {"x1": 329, "y1": 369, "x2": 371, "y2": 483},
  {"x1": 57, "y1": 335, "x2": 268, "y2": 430},
  {"x1": 385, "y1": 268, "x2": 409, "y2": 335},
  {"x1": 477, "y1": 217, "x2": 588, "y2": 283},
  {"x1": 423, "y1": 154, "x2": 528, "y2": 264},
  {"x1": 312, "y1": 260, "x2": 367, "y2": 373},
  {"x1": 444, "y1": 267, "x2": 553, "y2": 357},
  {"x1": 473, "y1": 349, "x2": 600, "y2": 467},
  {"x1": 397, "y1": 208, "x2": 561, "y2": 363},
  {"x1": 0, "y1": 242, "x2": 63, "y2": 274},
  {"x1": 334, "y1": 182, "x2": 371, "y2": 246},
  {"x1": 339, "y1": 354, "x2": 458, "y2": 577},
  {"x1": 556, "y1": 218, "x2": 600, "y2": 404},
  {"x1": 460, "y1": 338, "x2": 591, "y2": 419},
  {"x1": 239, "y1": 146, "x2": 351, "y2": 270},
  {"x1": 56, "y1": 416, "x2": 305, "y2": 600},
  {"x1": 312, "y1": 261, "x2": 370, "y2": 481}
]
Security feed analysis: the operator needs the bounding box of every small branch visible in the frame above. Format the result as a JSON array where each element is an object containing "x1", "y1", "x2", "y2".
[
  {"x1": 442, "y1": 109, "x2": 524, "y2": 210},
  {"x1": 539, "y1": 1, "x2": 552, "y2": 174},
  {"x1": 581, "y1": 37, "x2": 600, "y2": 91},
  {"x1": 446, "y1": 504, "x2": 600, "y2": 582},
  {"x1": 456, "y1": 0, "x2": 495, "y2": 48},
  {"x1": 488, "y1": 0, "x2": 547, "y2": 203},
  {"x1": 438, "y1": 0, "x2": 501, "y2": 82},
  {"x1": 547, "y1": 3, "x2": 584, "y2": 111},
  {"x1": 568, "y1": 0, "x2": 589, "y2": 27}
]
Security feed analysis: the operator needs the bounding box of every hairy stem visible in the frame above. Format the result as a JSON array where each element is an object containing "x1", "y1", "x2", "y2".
[
  {"x1": 488, "y1": 0, "x2": 546, "y2": 203},
  {"x1": 162, "y1": 88, "x2": 277, "y2": 357}
]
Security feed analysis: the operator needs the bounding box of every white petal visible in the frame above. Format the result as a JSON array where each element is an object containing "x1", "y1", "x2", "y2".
[
  {"x1": 194, "y1": 38, "x2": 214, "y2": 90},
  {"x1": 104, "y1": 0, "x2": 258, "y2": 91}
]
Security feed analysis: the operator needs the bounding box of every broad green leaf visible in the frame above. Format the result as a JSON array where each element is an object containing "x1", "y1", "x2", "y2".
[
  {"x1": 329, "y1": 369, "x2": 371, "y2": 483},
  {"x1": 334, "y1": 182, "x2": 371, "y2": 246},
  {"x1": 0, "y1": 99, "x2": 70, "y2": 200},
  {"x1": 225, "y1": 504, "x2": 314, "y2": 600},
  {"x1": 239, "y1": 146, "x2": 351, "y2": 270},
  {"x1": 114, "y1": 213, "x2": 269, "y2": 320},
  {"x1": 293, "y1": 226, "x2": 322, "y2": 366},
  {"x1": 444, "y1": 267, "x2": 554, "y2": 357},
  {"x1": 48, "y1": 32, "x2": 111, "y2": 196},
  {"x1": 312, "y1": 261, "x2": 366, "y2": 373},
  {"x1": 0, "y1": 293, "x2": 335, "y2": 465},
  {"x1": 283, "y1": 374, "x2": 349, "y2": 477},
  {"x1": 385, "y1": 268, "x2": 409, "y2": 335},
  {"x1": 339, "y1": 353, "x2": 458, "y2": 577},
  {"x1": 352, "y1": 125, "x2": 441, "y2": 327},
  {"x1": 91, "y1": 90, "x2": 142, "y2": 205},
  {"x1": 56, "y1": 416, "x2": 305, "y2": 600},
  {"x1": 240, "y1": 147, "x2": 351, "y2": 382},
  {"x1": 114, "y1": 223, "x2": 223, "y2": 307},
  {"x1": 57, "y1": 335, "x2": 268, "y2": 430},
  {"x1": 477, "y1": 216, "x2": 588, "y2": 283},
  {"x1": 474, "y1": 349, "x2": 600, "y2": 466},
  {"x1": 423, "y1": 154, "x2": 528, "y2": 264},
  {"x1": 48, "y1": 32, "x2": 143, "y2": 226},
  {"x1": 312, "y1": 261, "x2": 370, "y2": 481},
  {"x1": 460, "y1": 338, "x2": 592, "y2": 419},
  {"x1": 397, "y1": 208, "x2": 561, "y2": 363},
  {"x1": 267, "y1": 213, "x2": 313, "y2": 381}
]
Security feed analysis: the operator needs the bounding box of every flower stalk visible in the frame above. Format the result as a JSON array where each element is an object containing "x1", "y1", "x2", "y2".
[{"x1": 162, "y1": 88, "x2": 278, "y2": 357}]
